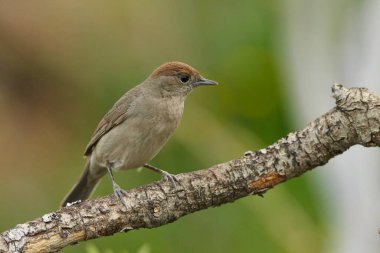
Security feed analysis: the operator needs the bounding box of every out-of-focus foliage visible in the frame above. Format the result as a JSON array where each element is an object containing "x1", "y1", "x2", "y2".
[{"x1": 0, "y1": 1, "x2": 326, "y2": 252}]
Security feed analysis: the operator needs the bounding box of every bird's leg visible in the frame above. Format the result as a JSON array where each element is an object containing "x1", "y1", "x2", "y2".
[
  {"x1": 143, "y1": 164, "x2": 178, "y2": 186},
  {"x1": 106, "y1": 162, "x2": 129, "y2": 208}
]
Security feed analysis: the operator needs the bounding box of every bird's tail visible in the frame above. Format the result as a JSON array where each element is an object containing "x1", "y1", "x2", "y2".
[{"x1": 61, "y1": 160, "x2": 106, "y2": 207}]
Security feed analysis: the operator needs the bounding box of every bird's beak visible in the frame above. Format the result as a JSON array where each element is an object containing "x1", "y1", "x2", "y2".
[{"x1": 192, "y1": 77, "x2": 218, "y2": 87}]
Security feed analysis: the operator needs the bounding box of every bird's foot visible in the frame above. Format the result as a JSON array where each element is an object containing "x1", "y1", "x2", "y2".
[
  {"x1": 106, "y1": 163, "x2": 129, "y2": 209},
  {"x1": 143, "y1": 164, "x2": 178, "y2": 187},
  {"x1": 160, "y1": 170, "x2": 179, "y2": 187},
  {"x1": 112, "y1": 183, "x2": 129, "y2": 209}
]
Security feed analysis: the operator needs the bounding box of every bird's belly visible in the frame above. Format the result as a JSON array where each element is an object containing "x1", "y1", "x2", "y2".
[{"x1": 92, "y1": 114, "x2": 178, "y2": 170}]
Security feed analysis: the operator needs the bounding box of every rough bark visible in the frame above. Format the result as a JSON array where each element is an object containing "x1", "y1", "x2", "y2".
[{"x1": 1, "y1": 84, "x2": 379, "y2": 253}]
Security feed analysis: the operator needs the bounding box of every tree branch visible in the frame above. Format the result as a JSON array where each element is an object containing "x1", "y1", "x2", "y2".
[{"x1": 1, "y1": 84, "x2": 379, "y2": 253}]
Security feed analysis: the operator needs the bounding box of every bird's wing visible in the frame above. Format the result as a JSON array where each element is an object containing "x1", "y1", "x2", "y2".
[{"x1": 84, "y1": 88, "x2": 139, "y2": 156}]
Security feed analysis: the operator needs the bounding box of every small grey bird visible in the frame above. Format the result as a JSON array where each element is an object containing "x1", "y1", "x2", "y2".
[{"x1": 61, "y1": 61, "x2": 217, "y2": 207}]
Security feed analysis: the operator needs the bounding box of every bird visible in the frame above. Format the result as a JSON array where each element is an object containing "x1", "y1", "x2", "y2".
[{"x1": 61, "y1": 61, "x2": 218, "y2": 207}]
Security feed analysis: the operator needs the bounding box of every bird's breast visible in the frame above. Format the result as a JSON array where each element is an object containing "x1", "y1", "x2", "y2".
[{"x1": 92, "y1": 97, "x2": 185, "y2": 170}]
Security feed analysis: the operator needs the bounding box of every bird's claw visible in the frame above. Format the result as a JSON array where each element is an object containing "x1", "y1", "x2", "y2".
[
  {"x1": 113, "y1": 184, "x2": 129, "y2": 209},
  {"x1": 161, "y1": 171, "x2": 179, "y2": 187},
  {"x1": 143, "y1": 164, "x2": 178, "y2": 187}
]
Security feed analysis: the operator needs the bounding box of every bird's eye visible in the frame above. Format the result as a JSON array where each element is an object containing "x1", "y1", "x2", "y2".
[{"x1": 179, "y1": 75, "x2": 190, "y2": 83}]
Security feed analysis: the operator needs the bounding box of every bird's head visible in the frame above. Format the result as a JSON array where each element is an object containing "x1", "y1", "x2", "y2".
[{"x1": 147, "y1": 61, "x2": 218, "y2": 97}]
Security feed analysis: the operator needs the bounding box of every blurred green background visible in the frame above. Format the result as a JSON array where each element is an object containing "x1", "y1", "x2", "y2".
[{"x1": 0, "y1": 1, "x2": 341, "y2": 252}]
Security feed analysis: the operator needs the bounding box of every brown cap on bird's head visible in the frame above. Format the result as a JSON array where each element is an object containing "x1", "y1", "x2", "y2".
[
  {"x1": 151, "y1": 61, "x2": 200, "y2": 79},
  {"x1": 150, "y1": 61, "x2": 218, "y2": 87}
]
